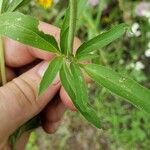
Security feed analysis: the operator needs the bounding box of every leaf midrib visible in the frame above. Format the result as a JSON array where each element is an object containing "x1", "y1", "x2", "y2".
[
  {"x1": 78, "y1": 28, "x2": 125, "y2": 55},
  {"x1": 85, "y1": 66, "x2": 146, "y2": 104},
  {"x1": 0, "y1": 22, "x2": 59, "y2": 52}
]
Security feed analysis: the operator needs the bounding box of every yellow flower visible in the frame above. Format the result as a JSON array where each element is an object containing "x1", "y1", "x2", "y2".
[{"x1": 37, "y1": 0, "x2": 53, "y2": 8}]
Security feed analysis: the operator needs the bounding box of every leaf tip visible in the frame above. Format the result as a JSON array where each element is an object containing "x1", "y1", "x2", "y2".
[{"x1": 38, "y1": 85, "x2": 44, "y2": 96}]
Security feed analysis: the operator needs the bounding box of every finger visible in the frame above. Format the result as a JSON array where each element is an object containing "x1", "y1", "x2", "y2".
[
  {"x1": 0, "y1": 61, "x2": 60, "y2": 140},
  {"x1": 42, "y1": 95, "x2": 66, "y2": 123},
  {"x1": 0, "y1": 67, "x2": 16, "y2": 83},
  {"x1": 41, "y1": 95, "x2": 66, "y2": 133},
  {"x1": 42, "y1": 121, "x2": 60, "y2": 134},
  {"x1": 6, "y1": 67, "x2": 16, "y2": 81},
  {"x1": 16, "y1": 59, "x2": 41, "y2": 75},
  {"x1": 60, "y1": 87, "x2": 77, "y2": 111},
  {"x1": 4, "y1": 22, "x2": 81, "y2": 67}
]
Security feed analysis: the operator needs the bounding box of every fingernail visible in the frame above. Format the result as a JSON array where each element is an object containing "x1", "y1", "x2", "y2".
[{"x1": 38, "y1": 61, "x2": 49, "y2": 77}]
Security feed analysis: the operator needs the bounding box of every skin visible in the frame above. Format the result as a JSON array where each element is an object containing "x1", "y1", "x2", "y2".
[{"x1": 0, "y1": 22, "x2": 81, "y2": 150}]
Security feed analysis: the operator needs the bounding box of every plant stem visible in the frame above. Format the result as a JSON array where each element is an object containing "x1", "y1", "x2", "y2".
[
  {"x1": 67, "y1": 0, "x2": 77, "y2": 55},
  {"x1": 0, "y1": 37, "x2": 7, "y2": 85},
  {"x1": 95, "y1": 0, "x2": 105, "y2": 29},
  {"x1": 0, "y1": 0, "x2": 3, "y2": 13}
]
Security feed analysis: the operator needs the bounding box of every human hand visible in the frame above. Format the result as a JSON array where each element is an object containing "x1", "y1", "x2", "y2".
[{"x1": 0, "y1": 22, "x2": 80, "y2": 149}]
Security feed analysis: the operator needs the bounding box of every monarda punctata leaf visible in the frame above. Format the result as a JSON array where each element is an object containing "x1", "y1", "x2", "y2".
[
  {"x1": 76, "y1": 23, "x2": 128, "y2": 60},
  {"x1": 71, "y1": 63, "x2": 101, "y2": 128},
  {"x1": 0, "y1": 12, "x2": 60, "y2": 53},
  {"x1": 60, "y1": 62, "x2": 101, "y2": 128},
  {"x1": 7, "y1": 0, "x2": 24, "y2": 12},
  {"x1": 39, "y1": 57, "x2": 63, "y2": 95},
  {"x1": 84, "y1": 63, "x2": 150, "y2": 114}
]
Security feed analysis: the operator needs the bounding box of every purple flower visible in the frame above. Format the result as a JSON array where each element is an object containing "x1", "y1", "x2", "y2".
[
  {"x1": 135, "y1": 2, "x2": 150, "y2": 17},
  {"x1": 88, "y1": 0, "x2": 99, "y2": 7}
]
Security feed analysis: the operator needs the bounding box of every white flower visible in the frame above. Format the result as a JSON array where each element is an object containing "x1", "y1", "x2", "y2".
[
  {"x1": 130, "y1": 23, "x2": 141, "y2": 37},
  {"x1": 135, "y1": 61, "x2": 145, "y2": 71}
]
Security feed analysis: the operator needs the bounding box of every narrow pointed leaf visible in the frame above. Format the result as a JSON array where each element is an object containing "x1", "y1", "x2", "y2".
[
  {"x1": 76, "y1": 23, "x2": 129, "y2": 59},
  {"x1": 7, "y1": 0, "x2": 24, "y2": 12},
  {"x1": 60, "y1": 0, "x2": 77, "y2": 55},
  {"x1": 0, "y1": 12, "x2": 59, "y2": 53},
  {"x1": 60, "y1": 63, "x2": 101, "y2": 128},
  {"x1": 60, "y1": 6, "x2": 71, "y2": 54},
  {"x1": 84, "y1": 64, "x2": 150, "y2": 114},
  {"x1": 60, "y1": 7, "x2": 69, "y2": 54},
  {"x1": 14, "y1": 0, "x2": 31, "y2": 10},
  {"x1": 70, "y1": 63, "x2": 88, "y2": 110},
  {"x1": 9, "y1": 116, "x2": 40, "y2": 146},
  {"x1": 7, "y1": 0, "x2": 31, "y2": 12},
  {"x1": 60, "y1": 27, "x2": 69, "y2": 54},
  {"x1": 77, "y1": 54, "x2": 99, "y2": 61},
  {"x1": 61, "y1": 8, "x2": 69, "y2": 37},
  {"x1": 60, "y1": 63, "x2": 75, "y2": 101},
  {"x1": 62, "y1": 8, "x2": 70, "y2": 32},
  {"x1": 0, "y1": 0, "x2": 9, "y2": 13},
  {"x1": 70, "y1": 63, "x2": 101, "y2": 128},
  {"x1": 77, "y1": 0, "x2": 87, "y2": 17},
  {"x1": 67, "y1": 0, "x2": 77, "y2": 55},
  {"x1": 39, "y1": 57, "x2": 63, "y2": 95}
]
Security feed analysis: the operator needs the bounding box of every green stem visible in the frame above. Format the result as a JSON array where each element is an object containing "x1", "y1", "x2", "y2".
[
  {"x1": 0, "y1": 0, "x2": 3, "y2": 13},
  {"x1": 95, "y1": 0, "x2": 105, "y2": 29},
  {"x1": 0, "y1": 37, "x2": 6, "y2": 85},
  {"x1": 67, "y1": 0, "x2": 77, "y2": 55}
]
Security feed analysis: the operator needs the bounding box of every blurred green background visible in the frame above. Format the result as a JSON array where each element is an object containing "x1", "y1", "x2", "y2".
[{"x1": 21, "y1": 0, "x2": 150, "y2": 149}]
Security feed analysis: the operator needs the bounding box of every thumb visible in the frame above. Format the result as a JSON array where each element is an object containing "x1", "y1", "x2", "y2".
[{"x1": 0, "y1": 61, "x2": 60, "y2": 140}]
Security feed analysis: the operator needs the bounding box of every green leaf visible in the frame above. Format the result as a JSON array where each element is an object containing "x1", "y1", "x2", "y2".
[
  {"x1": 76, "y1": 23, "x2": 129, "y2": 59},
  {"x1": 0, "y1": 0, "x2": 9, "y2": 13},
  {"x1": 9, "y1": 116, "x2": 40, "y2": 149},
  {"x1": 60, "y1": 8, "x2": 69, "y2": 54},
  {"x1": 7, "y1": 0, "x2": 24, "y2": 12},
  {"x1": 39, "y1": 57, "x2": 63, "y2": 95},
  {"x1": 14, "y1": 0, "x2": 31, "y2": 10},
  {"x1": 60, "y1": 62, "x2": 76, "y2": 101},
  {"x1": 61, "y1": 8, "x2": 70, "y2": 36},
  {"x1": 77, "y1": 0, "x2": 87, "y2": 17},
  {"x1": 67, "y1": 0, "x2": 77, "y2": 55},
  {"x1": 70, "y1": 63, "x2": 88, "y2": 110},
  {"x1": 84, "y1": 63, "x2": 150, "y2": 114},
  {"x1": 22, "y1": 116, "x2": 41, "y2": 131},
  {"x1": 60, "y1": 0, "x2": 77, "y2": 55},
  {"x1": 70, "y1": 63, "x2": 101, "y2": 128},
  {"x1": 78, "y1": 53, "x2": 99, "y2": 61},
  {"x1": 7, "y1": 0, "x2": 30, "y2": 12},
  {"x1": 60, "y1": 28, "x2": 69, "y2": 54},
  {"x1": 60, "y1": 63, "x2": 100, "y2": 128},
  {"x1": 0, "y1": 12, "x2": 59, "y2": 53}
]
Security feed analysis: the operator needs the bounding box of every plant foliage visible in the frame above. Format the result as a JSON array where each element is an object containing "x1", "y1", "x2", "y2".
[{"x1": 0, "y1": 0, "x2": 150, "y2": 147}]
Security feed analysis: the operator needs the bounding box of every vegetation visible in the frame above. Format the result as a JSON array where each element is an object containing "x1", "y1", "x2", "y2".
[{"x1": 0, "y1": 0, "x2": 150, "y2": 149}]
